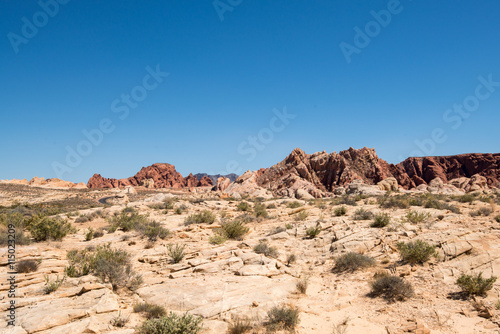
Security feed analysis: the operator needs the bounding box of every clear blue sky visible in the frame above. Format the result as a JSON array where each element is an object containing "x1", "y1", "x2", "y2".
[{"x1": 1, "y1": 0, "x2": 499, "y2": 183}]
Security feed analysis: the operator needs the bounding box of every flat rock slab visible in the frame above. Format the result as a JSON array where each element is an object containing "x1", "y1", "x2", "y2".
[{"x1": 138, "y1": 275, "x2": 295, "y2": 318}]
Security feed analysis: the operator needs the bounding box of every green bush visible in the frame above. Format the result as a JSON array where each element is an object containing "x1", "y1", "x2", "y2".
[
  {"x1": 254, "y1": 242, "x2": 279, "y2": 258},
  {"x1": 43, "y1": 275, "x2": 65, "y2": 294},
  {"x1": 134, "y1": 303, "x2": 167, "y2": 319},
  {"x1": 470, "y1": 207, "x2": 493, "y2": 217},
  {"x1": 370, "y1": 213, "x2": 390, "y2": 228},
  {"x1": 184, "y1": 210, "x2": 215, "y2": 225},
  {"x1": 167, "y1": 244, "x2": 186, "y2": 263},
  {"x1": 495, "y1": 215, "x2": 500, "y2": 223},
  {"x1": 267, "y1": 203, "x2": 277, "y2": 209},
  {"x1": 294, "y1": 210, "x2": 308, "y2": 221},
  {"x1": 208, "y1": 233, "x2": 227, "y2": 245},
  {"x1": 396, "y1": 240, "x2": 437, "y2": 264},
  {"x1": 65, "y1": 244, "x2": 140, "y2": 290},
  {"x1": 424, "y1": 199, "x2": 460, "y2": 214},
  {"x1": 108, "y1": 209, "x2": 149, "y2": 232},
  {"x1": 287, "y1": 201, "x2": 303, "y2": 209},
  {"x1": 305, "y1": 225, "x2": 321, "y2": 238},
  {"x1": 254, "y1": 203, "x2": 269, "y2": 218},
  {"x1": 219, "y1": 219, "x2": 249, "y2": 240},
  {"x1": 456, "y1": 272, "x2": 497, "y2": 296},
  {"x1": 237, "y1": 201, "x2": 251, "y2": 212},
  {"x1": 0, "y1": 212, "x2": 31, "y2": 245},
  {"x1": 370, "y1": 275, "x2": 414, "y2": 302},
  {"x1": 404, "y1": 210, "x2": 431, "y2": 224},
  {"x1": 378, "y1": 195, "x2": 410, "y2": 209},
  {"x1": 353, "y1": 208, "x2": 373, "y2": 220},
  {"x1": 296, "y1": 277, "x2": 308, "y2": 294},
  {"x1": 138, "y1": 312, "x2": 203, "y2": 334},
  {"x1": 334, "y1": 205, "x2": 347, "y2": 216},
  {"x1": 331, "y1": 196, "x2": 357, "y2": 206},
  {"x1": 456, "y1": 194, "x2": 475, "y2": 203},
  {"x1": 228, "y1": 317, "x2": 252, "y2": 334},
  {"x1": 27, "y1": 215, "x2": 75, "y2": 242},
  {"x1": 136, "y1": 221, "x2": 170, "y2": 241},
  {"x1": 333, "y1": 252, "x2": 375, "y2": 272},
  {"x1": 266, "y1": 304, "x2": 300, "y2": 331}
]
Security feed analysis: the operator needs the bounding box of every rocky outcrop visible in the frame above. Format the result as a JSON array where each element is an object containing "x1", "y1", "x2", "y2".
[
  {"x1": 223, "y1": 148, "x2": 500, "y2": 198},
  {"x1": 87, "y1": 163, "x2": 214, "y2": 189},
  {"x1": 0, "y1": 177, "x2": 87, "y2": 189},
  {"x1": 195, "y1": 173, "x2": 239, "y2": 184}
]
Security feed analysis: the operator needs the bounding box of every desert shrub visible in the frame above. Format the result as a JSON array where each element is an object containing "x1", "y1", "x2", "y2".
[
  {"x1": 331, "y1": 195, "x2": 357, "y2": 206},
  {"x1": 138, "y1": 312, "x2": 203, "y2": 334},
  {"x1": 456, "y1": 272, "x2": 497, "y2": 296},
  {"x1": 333, "y1": 252, "x2": 375, "y2": 273},
  {"x1": 184, "y1": 210, "x2": 215, "y2": 225},
  {"x1": 286, "y1": 254, "x2": 296, "y2": 266},
  {"x1": 108, "y1": 209, "x2": 149, "y2": 232},
  {"x1": 287, "y1": 201, "x2": 303, "y2": 209},
  {"x1": 174, "y1": 204, "x2": 188, "y2": 215},
  {"x1": 27, "y1": 215, "x2": 74, "y2": 241},
  {"x1": 217, "y1": 219, "x2": 249, "y2": 240},
  {"x1": 85, "y1": 227, "x2": 95, "y2": 241},
  {"x1": 424, "y1": 198, "x2": 460, "y2": 213},
  {"x1": 305, "y1": 225, "x2": 321, "y2": 238},
  {"x1": 254, "y1": 242, "x2": 279, "y2": 258},
  {"x1": 167, "y1": 244, "x2": 186, "y2": 263},
  {"x1": 370, "y1": 275, "x2": 414, "y2": 302},
  {"x1": 456, "y1": 194, "x2": 475, "y2": 203},
  {"x1": 267, "y1": 203, "x2": 277, "y2": 209},
  {"x1": 296, "y1": 277, "x2": 308, "y2": 294},
  {"x1": 378, "y1": 195, "x2": 410, "y2": 209},
  {"x1": 470, "y1": 207, "x2": 493, "y2": 217},
  {"x1": 266, "y1": 304, "x2": 300, "y2": 331},
  {"x1": 228, "y1": 317, "x2": 252, "y2": 334},
  {"x1": 208, "y1": 233, "x2": 227, "y2": 245},
  {"x1": 134, "y1": 303, "x2": 167, "y2": 319},
  {"x1": 353, "y1": 208, "x2": 373, "y2": 220},
  {"x1": 136, "y1": 221, "x2": 170, "y2": 241},
  {"x1": 65, "y1": 244, "x2": 139, "y2": 290},
  {"x1": 495, "y1": 215, "x2": 500, "y2": 223},
  {"x1": 370, "y1": 213, "x2": 390, "y2": 228},
  {"x1": 0, "y1": 214, "x2": 31, "y2": 245},
  {"x1": 111, "y1": 312, "x2": 129, "y2": 327},
  {"x1": 152, "y1": 198, "x2": 175, "y2": 210},
  {"x1": 237, "y1": 201, "x2": 251, "y2": 212},
  {"x1": 43, "y1": 275, "x2": 65, "y2": 294},
  {"x1": 294, "y1": 210, "x2": 308, "y2": 221},
  {"x1": 404, "y1": 210, "x2": 431, "y2": 224},
  {"x1": 396, "y1": 240, "x2": 437, "y2": 264},
  {"x1": 254, "y1": 203, "x2": 269, "y2": 218},
  {"x1": 437, "y1": 214, "x2": 445, "y2": 220},
  {"x1": 269, "y1": 226, "x2": 286, "y2": 235},
  {"x1": 334, "y1": 205, "x2": 347, "y2": 216},
  {"x1": 16, "y1": 259, "x2": 39, "y2": 273}
]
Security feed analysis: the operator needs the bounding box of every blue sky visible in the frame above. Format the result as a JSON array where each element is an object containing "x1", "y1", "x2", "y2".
[{"x1": 0, "y1": 0, "x2": 499, "y2": 183}]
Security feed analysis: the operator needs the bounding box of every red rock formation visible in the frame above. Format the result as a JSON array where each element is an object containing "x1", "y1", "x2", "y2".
[{"x1": 87, "y1": 163, "x2": 213, "y2": 189}]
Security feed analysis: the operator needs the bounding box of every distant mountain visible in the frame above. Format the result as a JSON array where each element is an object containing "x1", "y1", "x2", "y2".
[{"x1": 195, "y1": 173, "x2": 239, "y2": 184}]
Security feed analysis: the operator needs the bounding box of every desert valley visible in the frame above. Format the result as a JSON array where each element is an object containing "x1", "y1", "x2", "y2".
[{"x1": 1, "y1": 147, "x2": 500, "y2": 334}]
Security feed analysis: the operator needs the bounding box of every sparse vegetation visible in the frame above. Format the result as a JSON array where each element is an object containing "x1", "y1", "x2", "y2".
[
  {"x1": 254, "y1": 202, "x2": 269, "y2": 218},
  {"x1": 0, "y1": 212, "x2": 31, "y2": 246},
  {"x1": 167, "y1": 243, "x2": 186, "y2": 263},
  {"x1": 219, "y1": 219, "x2": 250, "y2": 240},
  {"x1": 107, "y1": 209, "x2": 149, "y2": 232},
  {"x1": 396, "y1": 240, "x2": 437, "y2": 264},
  {"x1": 370, "y1": 213, "x2": 390, "y2": 228},
  {"x1": 287, "y1": 201, "x2": 303, "y2": 209},
  {"x1": 333, "y1": 252, "x2": 375, "y2": 272},
  {"x1": 331, "y1": 195, "x2": 357, "y2": 206},
  {"x1": 27, "y1": 215, "x2": 75, "y2": 242},
  {"x1": 16, "y1": 259, "x2": 40, "y2": 273},
  {"x1": 496, "y1": 215, "x2": 500, "y2": 223},
  {"x1": 378, "y1": 195, "x2": 410, "y2": 209},
  {"x1": 352, "y1": 208, "x2": 373, "y2": 220},
  {"x1": 134, "y1": 303, "x2": 167, "y2": 319},
  {"x1": 369, "y1": 274, "x2": 414, "y2": 302},
  {"x1": 209, "y1": 233, "x2": 227, "y2": 245},
  {"x1": 470, "y1": 207, "x2": 493, "y2": 217},
  {"x1": 228, "y1": 317, "x2": 252, "y2": 334},
  {"x1": 43, "y1": 275, "x2": 65, "y2": 294},
  {"x1": 184, "y1": 210, "x2": 216, "y2": 225},
  {"x1": 111, "y1": 312, "x2": 129, "y2": 327},
  {"x1": 404, "y1": 210, "x2": 431, "y2": 224},
  {"x1": 286, "y1": 254, "x2": 296, "y2": 266},
  {"x1": 456, "y1": 194, "x2": 475, "y2": 203},
  {"x1": 296, "y1": 277, "x2": 308, "y2": 294},
  {"x1": 305, "y1": 225, "x2": 321, "y2": 238},
  {"x1": 294, "y1": 210, "x2": 308, "y2": 221},
  {"x1": 138, "y1": 312, "x2": 203, "y2": 334},
  {"x1": 334, "y1": 205, "x2": 347, "y2": 216},
  {"x1": 266, "y1": 304, "x2": 300, "y2": 332},
  {"x1": 456, "y1": 272, "x2": 497, "y2": 296},
  {"x1": 237, "y1": 201, "x2": 251, "y2": 212},
  {"x1": 254, "y1": 242, "x2": 279, "y2": 258},
  {"x1": 136, "y1": 221, "x2": 170, "y2": 241}
]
